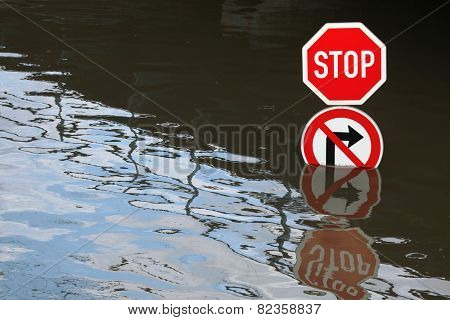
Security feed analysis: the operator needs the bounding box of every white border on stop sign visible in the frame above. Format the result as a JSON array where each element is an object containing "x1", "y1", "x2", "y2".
[{"x1": 302, "y1": 22, "x2": 387, "y2": 105}]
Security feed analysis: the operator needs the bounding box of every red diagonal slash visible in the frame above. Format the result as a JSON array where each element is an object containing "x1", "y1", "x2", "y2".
[{"x1": 319, "y1": 124, "x2": 364, "y2": 167}]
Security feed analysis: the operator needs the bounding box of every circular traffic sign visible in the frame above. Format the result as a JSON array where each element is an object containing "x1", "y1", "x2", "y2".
[
  {"x1": 302, "y1": 22, "x2": 386, "y2": 105},
  {"x1": 300, "y1": 106, "x2": 383, "y2": 168}
]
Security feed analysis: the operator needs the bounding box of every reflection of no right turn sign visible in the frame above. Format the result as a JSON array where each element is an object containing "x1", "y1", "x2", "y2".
[
  {"x1": 301, "y1": 107, "x2": 383, "y2": 168},
  {"x1": 300, "y1": 165, "x2": 381, "y2": 219}
]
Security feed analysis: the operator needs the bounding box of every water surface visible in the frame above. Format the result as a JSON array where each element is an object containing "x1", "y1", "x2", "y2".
[{"x1": 0, "y1": 0, "x2": 449, "y2": 299}]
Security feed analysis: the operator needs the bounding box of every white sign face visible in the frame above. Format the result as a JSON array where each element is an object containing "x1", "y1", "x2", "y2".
[
  {"x1": 312, "y1": 117, "x2": 369, "y2": 166},
  {"x1": 301, "y1": 107, "x2": 383, "y2": 168}
]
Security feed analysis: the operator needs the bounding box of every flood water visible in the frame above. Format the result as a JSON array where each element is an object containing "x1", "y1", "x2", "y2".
[{"x1": 0, "y1": 0, "x2": 449, "y2": 299}]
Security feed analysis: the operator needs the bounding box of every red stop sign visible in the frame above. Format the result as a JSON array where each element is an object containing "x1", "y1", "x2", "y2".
[{"x1": 302, "y1": 23, "x2": 386, "y2": 105}]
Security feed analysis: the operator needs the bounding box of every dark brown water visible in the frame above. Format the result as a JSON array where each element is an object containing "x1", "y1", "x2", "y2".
[{"x1": 0, "y1": 0, "x2": 448, "y2": 299}]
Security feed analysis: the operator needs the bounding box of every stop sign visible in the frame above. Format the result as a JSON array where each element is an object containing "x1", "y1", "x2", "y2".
[{"x1": 302, "y1": 23, "x2": 386, "y2": 105}]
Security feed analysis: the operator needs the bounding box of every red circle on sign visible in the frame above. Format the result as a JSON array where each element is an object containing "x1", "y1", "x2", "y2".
[{"x1": 300, "y1": 106, "x2": 383, "y2": 168}]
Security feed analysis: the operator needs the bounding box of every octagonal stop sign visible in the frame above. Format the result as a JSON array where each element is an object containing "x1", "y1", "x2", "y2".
[{"x1": 302, "y1": 23, "x2": 386, "y2": 105}]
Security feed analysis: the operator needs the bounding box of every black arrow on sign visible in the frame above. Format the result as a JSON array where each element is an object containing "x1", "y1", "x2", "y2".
[{"x1": 326, "y1": 125, "x2": 364, "y2": 166}]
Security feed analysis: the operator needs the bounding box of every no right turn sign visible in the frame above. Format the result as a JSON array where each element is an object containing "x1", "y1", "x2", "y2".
[{"x1": 300, "y1": 106, "x2": 383, "y2": 168}]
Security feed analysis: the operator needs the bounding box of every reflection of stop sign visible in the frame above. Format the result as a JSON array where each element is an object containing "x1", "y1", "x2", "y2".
[
  {"x1": 294, "y1": 228, "x2": 379, "y2": 300},
  {"x1": 302, "y1": 23, "x2": 386, "y2": 105}
]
